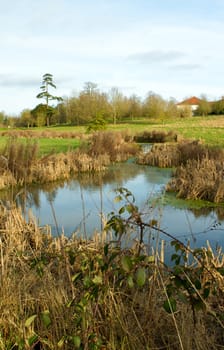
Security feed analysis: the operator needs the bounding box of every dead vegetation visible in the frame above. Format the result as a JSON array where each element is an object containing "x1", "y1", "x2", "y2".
[
  {"x1": 0, "y1": 206, "x2": 224, "y2": 349},
  {"x1": 137, "y1": 141, "x2": 224, "y2": 203},
  {"x1": 167, "y1": 157, "x2": 224, "y2": 203},
  {"x1": 134, "y1": 129, "x2": 178, "y2": 143},
  {"x1": 0, "y1": 131, "x2": 138, "y2": 190},
  {"x1": 0, "y1": 129, "x2": 87, "y2": 140},
  {"x1": 88, "y1": 130, "x2": 139, "y2": 162}
]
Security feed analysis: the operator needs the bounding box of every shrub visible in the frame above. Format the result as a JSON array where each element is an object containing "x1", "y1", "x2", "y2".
[
  {"x1": 89, "y1": 131, "x2": 139, "y2": 161},
  {"x1": 134, "y1": 130, "x2": 178, "y2": 143}
]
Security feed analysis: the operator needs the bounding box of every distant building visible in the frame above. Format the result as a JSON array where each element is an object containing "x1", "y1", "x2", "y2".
[{"x1": 176, "y1": 96, "x2": 202, "y2": 112}]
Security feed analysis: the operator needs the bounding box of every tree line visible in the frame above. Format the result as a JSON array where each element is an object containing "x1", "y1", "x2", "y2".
[{"x1": 2, "y1": 74, "x2": 224, "y2": 128}]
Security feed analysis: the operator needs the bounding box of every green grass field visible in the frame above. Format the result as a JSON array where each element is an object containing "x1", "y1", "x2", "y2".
[
  {"x1": 1, "y1": 115, "x2": 224, "y2": 154},
  {"x1": 0, "y1": 136, "x2": 81, "y2": 156},
  {"x1": 36, "y1": 138, "x2": 81, "y2": 155}
]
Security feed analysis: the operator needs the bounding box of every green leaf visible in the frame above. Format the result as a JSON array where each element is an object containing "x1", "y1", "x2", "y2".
[
  {"x1": 136, "y1": 267, "x2": 146, "y2": 287},
  {"x1": 114, "y1": 195, "x2": 122, "y2": 203},
  {"x1": 203, "y1": 287, "x2": 210, "y2": 299},
  {"x1": 163, "y1": 298, "x2": 177, "y2": 313},
  {"x1": 126, "y1": 204, "x2": 135, "y2": 214},
  {"x1": 83, "y1": 276, "x2": 92, "y2": 288},
  {"x1": 72, "y1": 272, "x2": 82, "y2": 283},
  {"x1": 25, "y1": 314, "x2": 37, "y2": 328},
  {"x1": 28, "y1": 334, "x2": 38, "y2": 346},
  {"x1": 58, "y1": 336, "x2": 66, "y2": 348},
  {"x1": 72, "y1": 335, "x2": 81, "y2": 348},
  {"x1": 146, "y1": 255, "x2": 155, "y2": 263},
  {"x1": 41, "y1": 310, "x2": 51, "y2": 328},
  {"x1": 194, "y1": 279, "x2": 201, "y2": 290},
  {"x1": 192, "y1": 298, "x2": 204, "y2": 310},
  {"x1": 119, "y1": 206, "x2": 125, "y2": 214},
  {"x1": 121, "y1": 256, "x2": 133, "y2": 272},
  {"x1": 92, "y1": 275, "x2": 102, "y2": 285},
  {"x1": 127, "y1": 275, "x2": 134, "y2": 288},
  {"x1": 149, "y1": 219, "x2": 158, "y2": 226},
  {"x1": 104, "y1": 244, "x2": 109, "y2": 256},
  {"x1": 177, "y1": 292, "x2": 188, "y2": 304},
  {"x1": 217, "y1": 267, "x2": 224, "y2": 276}
]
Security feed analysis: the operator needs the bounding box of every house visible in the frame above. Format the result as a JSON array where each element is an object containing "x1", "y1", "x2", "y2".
[{"x1": 176, "y1": 96, "x2": 202, "y2": 112}]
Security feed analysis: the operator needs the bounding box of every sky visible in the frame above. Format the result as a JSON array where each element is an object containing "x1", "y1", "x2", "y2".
[{"x1": 1, "y1": 0, "x2": 224, "y2": 115}]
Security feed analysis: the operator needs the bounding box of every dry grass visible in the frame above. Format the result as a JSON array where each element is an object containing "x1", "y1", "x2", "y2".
[
  {"x1": 167, "y1": 157, "x2": 224, "y2": 203},
  {"x1": 89, "y1": 131, "x2": 139, "y2": 162},
  {"x1": 137, "y1": 140, "x2": 224, "y2": 168},
  {"x1": 134, "y1": 130, "x2": 178, "y2": 143},
  {"x1": 138, "y1": 141, "x2": 224, "y2": 202},
  {"x1": 0, "y1": 132, "x2": 137, "y2": 190},
  {"x1": 0, "y1": 129, "x2": 87, "y2": 140},
  {"x1": 0, "y1": 206, "x2": 224, "y2": 349}
]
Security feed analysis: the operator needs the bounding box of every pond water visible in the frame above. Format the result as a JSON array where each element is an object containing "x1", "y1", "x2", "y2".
[{"x1": 3, "y1": 162, "x2": 224, "y2": 261}]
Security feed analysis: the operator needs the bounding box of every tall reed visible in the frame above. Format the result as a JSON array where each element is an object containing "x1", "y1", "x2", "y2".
[{"x1": 0, "y1": 205, "x2": 224, "y2": 349}]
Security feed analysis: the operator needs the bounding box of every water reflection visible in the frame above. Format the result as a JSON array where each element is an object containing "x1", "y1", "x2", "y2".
[{"x1": 0, "y1": 163, "x2": 224, "y2": 254}]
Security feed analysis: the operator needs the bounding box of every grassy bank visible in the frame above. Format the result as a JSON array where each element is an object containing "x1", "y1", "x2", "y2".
[{"x1": 1, "y1": 115, "x2": 224, "y2": 152}]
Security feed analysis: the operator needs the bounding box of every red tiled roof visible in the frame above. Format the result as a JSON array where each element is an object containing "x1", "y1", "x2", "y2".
[{"x1": 177, "y1": 96, "x2": 202, "y2": 106}]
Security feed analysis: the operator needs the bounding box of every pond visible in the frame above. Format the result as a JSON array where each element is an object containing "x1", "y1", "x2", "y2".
[{"x1": 3, "y1": 162, "x2": 224, "y2": 261}]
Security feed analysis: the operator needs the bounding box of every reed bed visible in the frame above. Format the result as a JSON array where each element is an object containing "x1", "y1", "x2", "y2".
[
  {"x1": 167, "y1": 157, "x2": 224, "y2": 203},
  {"x1": 138, "y1": 141, "x2": 224, "y2": 202},
  {"x1": 137, "y1": 140, "x2": 223, "y2": 168},
  {"x1": 0, "y1": 144, "x2": 109, "y2": 189},
  {"x1": 88, "y1": 131, "x2": 139, "y2": 162},
  {"x1": 0, "y1": 130, "x2": 87, "y2": 140},
  {"x1": 0, "y1": 206, "x2": 224, "y2": 349},
  {"x1": 0, "y1": 131, "x2": 138, "y2": 190},
  {"x1": 134, "y1": 130, "x2": 178, "y2": 143}
]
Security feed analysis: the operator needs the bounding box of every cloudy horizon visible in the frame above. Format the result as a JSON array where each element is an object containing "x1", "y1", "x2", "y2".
[{"x1": 1, "y1": 0, "x2": 224, "y2": 115}]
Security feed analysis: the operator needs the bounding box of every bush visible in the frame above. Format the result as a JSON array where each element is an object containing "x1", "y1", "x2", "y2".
[
  {"x1": 134, "y1": 130, "x2": 177, "y2": 143},
  {"x1": 89, "y1": 131, "x2": 139, "y2": 161}
]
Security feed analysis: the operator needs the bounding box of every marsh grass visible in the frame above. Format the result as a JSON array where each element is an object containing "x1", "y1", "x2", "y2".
[
  {"x1": 138, "y1": 141, "x2": 224, "y2": 203},
  {"x1": 167, "y1": 157, "x2": 224, "y2": 203},
  {"x1": 0, "y1": 131, "x2": 138, "y2": 190},
  {"x1": 134, "y1": 130, "x2": 178, "y2": 143},
  {"x1": 88, "y1": 130, "x2": 139, "y2": 162},
  {"x1": 0, "y1": 205, "x2": 224, "y2": 349}
]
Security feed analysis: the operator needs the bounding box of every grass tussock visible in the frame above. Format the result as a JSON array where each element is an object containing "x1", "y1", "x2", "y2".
[
  {"x1": 137, "y1": 140, "x2": 223, "y2": 168},
  {"x1": 32, "y1": 152, "x2": 110, "y2": 184},
  {"x1": 0, "y1": 132, "x2": 138, "y2": 190},
  {"x1": 0, "y1": 145, "x2": 109, "y2": 189},
  {"x1": 89, "y1": 131, "x2": 139, "y2": 162},
  {"x1": 0, "y1": 206, "x2": 224, "y2": 349},
  {"x1": 0, "y1": 138, "x2": 39, "y2": 186},
  {"x1": 167, "y1": 157, "x2": 224, "y2": 203},
  {"x1": 137, "y1": 140, "x2": 224, "y2": 203},
  {"x1": 134, "y1": 130, "x2": 178, "y2": 143}
]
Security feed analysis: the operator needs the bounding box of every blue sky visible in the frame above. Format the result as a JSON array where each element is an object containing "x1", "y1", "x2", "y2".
[{"x1": 1, "y1": 0, "x2": 224, "y2": 114}]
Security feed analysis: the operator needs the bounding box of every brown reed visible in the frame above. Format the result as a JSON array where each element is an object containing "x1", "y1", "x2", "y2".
[{"x1": 0, "y1": 206, "x2": 223, "y2": 349}]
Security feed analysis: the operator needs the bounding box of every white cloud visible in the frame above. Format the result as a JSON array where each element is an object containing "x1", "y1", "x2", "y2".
[{"x1": 1, "y1": 0, "x2": 224, "y2": 114}]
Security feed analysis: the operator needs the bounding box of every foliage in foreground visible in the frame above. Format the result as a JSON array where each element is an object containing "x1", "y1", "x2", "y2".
[{"x1": 0, "y1": 189, "x2": 224, "y2": 349}]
